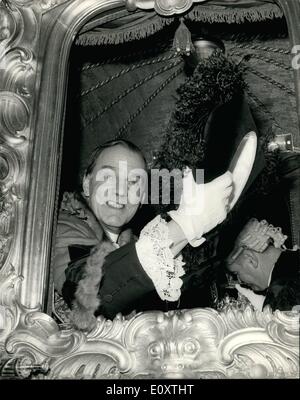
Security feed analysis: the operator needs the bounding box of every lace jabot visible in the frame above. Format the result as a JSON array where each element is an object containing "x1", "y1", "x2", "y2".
[{"x1": 135, "y1": 216, "x2": 185, "y2": 302}]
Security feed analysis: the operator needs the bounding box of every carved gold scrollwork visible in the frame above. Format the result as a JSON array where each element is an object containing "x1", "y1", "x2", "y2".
[
  {"x1": 126, "y1": 0, "x2": 206, "y2": 16},
  {"x1": 0, "y1": 2, "x2": 39, "y2": 360},
  {"x1": 218, "y1": 307, "x2": 299, "y2": 379},
  {"x1": 40, "y1": 0, "x2": 71, "y2": 11},
  {"x1": 0, "y1": 266, "x2": 23, "y2": 350},
  {"x1": 0, "y1": 0, "x2": 37, "y2": 276},
  {"x1": 122, "y1": 309, "x2": 228, "y2": 378},
  {"x1": 0, "y1": 91, "x2": 29, "y2": 144},
  {"x1": 0, "y1": 4, "x2": 16, "y2": 56},
  {"x1": 0, "y1": 356, "x2": 49, "y2": 379},
  {"x1": 3, "y1": 1, "x2": 34, "y2": 7},
  {"x1": 1, "y1": 302, "x2": 299, "y2": 379},
  {"x1": 0, "y1": 141, "x2": 21, "y2": 273}
]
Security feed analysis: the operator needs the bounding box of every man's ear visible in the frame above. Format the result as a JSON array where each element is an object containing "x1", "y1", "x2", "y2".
[
  {"x1": 244, "y1": 249, "x2": 258, "y2": 269},
  {"x1": 82, "y1": 175, "x2": 90, "y2": 198}
]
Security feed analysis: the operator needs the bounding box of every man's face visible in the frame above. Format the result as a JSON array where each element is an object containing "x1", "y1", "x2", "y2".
[
  {"x1": 84, "y1": 145, "x2": 147, "y2": 234},
  {"x1": 228, "y1": 249, "x2": 266, "y2": 292}
]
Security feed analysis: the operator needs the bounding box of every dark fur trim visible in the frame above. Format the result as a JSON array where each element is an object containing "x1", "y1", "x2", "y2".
[
  {"x1": 61, "y1": 192, "x2": 135, "y2": 330},
  {"x1": 70, "y1": 241, "x2": 115, "y2": 331},
  {"x1": 70, "y1": 227, "x2": 134, "y2": 331}
]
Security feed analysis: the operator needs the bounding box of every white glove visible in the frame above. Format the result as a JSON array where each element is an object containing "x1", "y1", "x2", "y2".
[
  {"x1": 168, "y1": 168, "x2": 233, "y2": 247},
  {"x1": 235, "y1": 284, "x2": 266, "y2": 311}
]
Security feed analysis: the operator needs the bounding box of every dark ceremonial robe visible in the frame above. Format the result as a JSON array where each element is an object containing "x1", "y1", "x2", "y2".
[
  {"x1": 57, "y1": 198, "x2": 220, "y2": 325},
  {"x1": 263, "y1": 250, "x2": 300, "y2": 311},
  {"x1": 54, "y1": 194, "x2": 155, "y2": 329},
  {"x1": 62, "y1": 239, "x2": 219, "y2": 319},
  {"x1": 262, "y1": 154, "x2": 300, "y2": 311}
]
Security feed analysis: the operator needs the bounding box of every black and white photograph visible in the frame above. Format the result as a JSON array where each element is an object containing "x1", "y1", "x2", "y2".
[{"x1": 0, "y1": 0, "x2": 299, "y2": 384}]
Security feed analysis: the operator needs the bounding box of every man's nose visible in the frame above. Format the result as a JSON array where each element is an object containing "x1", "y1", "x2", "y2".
[{"x1": 116, "y1": 177, "x2": 128, "y2": 197}]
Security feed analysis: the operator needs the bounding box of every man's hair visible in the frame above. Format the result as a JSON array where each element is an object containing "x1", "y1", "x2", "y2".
[{"x1": 84, "y1": 139, "x2": 147, "y2": 177}]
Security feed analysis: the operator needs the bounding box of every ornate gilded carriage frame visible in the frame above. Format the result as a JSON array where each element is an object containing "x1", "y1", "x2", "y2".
[{"x1": 0, "y1": 0, "x2": 299, "y2": 379}]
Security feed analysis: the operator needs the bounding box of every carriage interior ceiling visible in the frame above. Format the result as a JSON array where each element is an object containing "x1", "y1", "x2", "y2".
[{"x1": 63, "y1": 5, "x2": 299, "y2": 191}]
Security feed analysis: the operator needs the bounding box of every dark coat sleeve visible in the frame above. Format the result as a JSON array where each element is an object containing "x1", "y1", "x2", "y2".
[
  {"x1": 62, "y1": 243, "x2": 155, "y2": 320},
  {"x1": 263, "y1": 249, "x2": 300, "y2": 311},
  {"x1": 263, "y1": 275, "x2": 300, "y2": 311}
]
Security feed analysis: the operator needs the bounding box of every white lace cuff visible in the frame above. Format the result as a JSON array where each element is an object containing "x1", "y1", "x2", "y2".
[{"x1": 135, "y1": 216, "x2": 185, "y2": 301}]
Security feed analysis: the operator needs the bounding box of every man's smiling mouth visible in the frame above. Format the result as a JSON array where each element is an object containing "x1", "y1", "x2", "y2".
[{"x1": 106, "y1": 200, "x2": 125, "y2": 209}]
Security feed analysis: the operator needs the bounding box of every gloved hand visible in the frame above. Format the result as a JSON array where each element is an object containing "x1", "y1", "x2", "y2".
[
  {"x1": 168, "y1": 167, "x2": 233, "y2": 247},
  {"x1": 235, "y1": 283, "x2": 266, "y2": 311}
]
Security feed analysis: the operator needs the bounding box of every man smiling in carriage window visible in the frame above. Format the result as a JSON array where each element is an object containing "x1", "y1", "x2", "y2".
[{"x1": 53, "y1": 138, "x2": 236, "y2": 331}]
